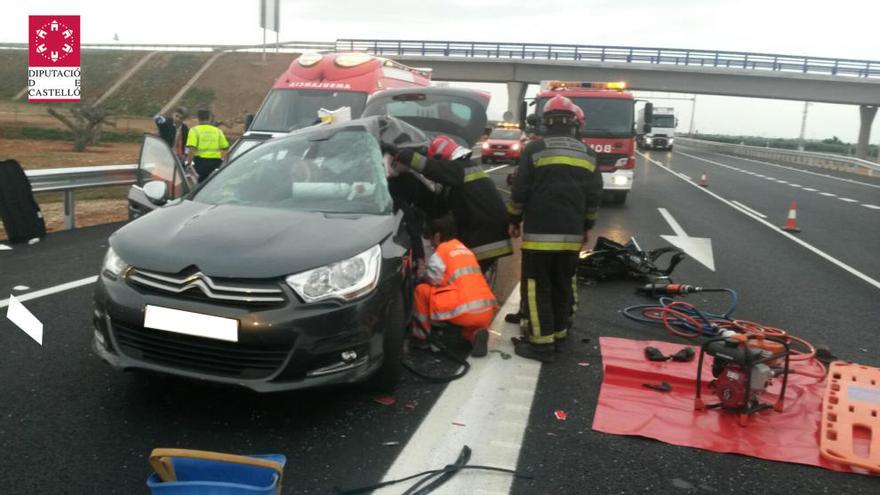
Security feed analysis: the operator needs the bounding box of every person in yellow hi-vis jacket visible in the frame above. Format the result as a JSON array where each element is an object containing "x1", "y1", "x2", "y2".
[{"x1": 185, "y1": 110, "x2": 229, "y2": 182}]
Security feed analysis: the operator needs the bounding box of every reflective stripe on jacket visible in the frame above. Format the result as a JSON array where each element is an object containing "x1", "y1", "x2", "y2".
[
  {"x1": 399, "y1": 150, "x2": 513, "y2": 262},
  {"x1": 507, "y1": 133, "x2": 603, "y2": 252},
  {"x1": 186, "y1": 124, "x2": 229, "y2": 159},
  {"x1": 423, "y1": 239, "x2": 498, "y2": 321}
]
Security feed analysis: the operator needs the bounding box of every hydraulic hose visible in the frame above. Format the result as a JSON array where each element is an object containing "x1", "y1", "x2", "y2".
[{"x1": 623, "y1": 287, "x2": 826, "y2": 378}]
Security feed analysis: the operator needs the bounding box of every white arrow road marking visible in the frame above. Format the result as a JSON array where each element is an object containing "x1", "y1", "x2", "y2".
[
  {"x1": 6, "y1": 295, "x2": 43, "y2": 345},
  {"x1": 657, "y1": 208, "x2": 716, "y2": 271}
]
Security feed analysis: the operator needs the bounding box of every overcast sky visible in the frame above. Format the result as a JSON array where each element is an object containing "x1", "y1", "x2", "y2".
[{"x1": 6, "y1": 0, "x2": 880, "y2": 142}]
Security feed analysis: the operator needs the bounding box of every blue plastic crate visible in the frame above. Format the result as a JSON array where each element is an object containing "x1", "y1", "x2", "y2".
[{"x1": 147, "y1": 450, "x2": 286, "y2": 495}]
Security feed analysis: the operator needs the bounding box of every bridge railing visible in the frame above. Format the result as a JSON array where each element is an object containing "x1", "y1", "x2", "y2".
[
  {"x1": 336, "y1": 39, "x2": 880, "y2": 79},
  {"x1": 27, "y1": 165, "x2": 137, "y2": 230},
  {"x1": 0, "y1": 40, "x2": 335, "y2": 53},
  {"x1": 675, "y1": 137, "x2": 880, "y2": 177}
]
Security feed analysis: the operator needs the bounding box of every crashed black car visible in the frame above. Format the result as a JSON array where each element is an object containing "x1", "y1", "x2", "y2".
[{"x1": 92, "y1": 88, "x2": 488, "y2": 392}]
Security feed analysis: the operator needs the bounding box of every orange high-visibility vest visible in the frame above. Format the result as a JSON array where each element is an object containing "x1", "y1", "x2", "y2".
[{"x1": 427, "y1": 239, "x2": 498, "y2": 321}]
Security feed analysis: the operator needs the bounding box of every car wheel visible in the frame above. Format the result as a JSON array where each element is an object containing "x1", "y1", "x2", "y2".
[
  {"x1": 366, "y1": 293, "x2": 406, "y2": 391},
  {"x1": 668, "y1": 145, "x2": 674, "y2": 152},
  {"x1": 614, "y1": 191, "x2": 628, "y2": 204}
]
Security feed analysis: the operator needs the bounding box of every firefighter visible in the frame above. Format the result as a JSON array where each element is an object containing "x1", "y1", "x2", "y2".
[
  {"x1": 383, "y1": 135, "x2": 513, "y2": 274},
  {"x1": 507, "y1": 95, "x2": 602, "y2": 363},
  {"x1": 412, "y1": 216, "x2": 499, "y2": 357},
  {"x1": 185, "y1": 110, "x2": 229, "y2": 183}
]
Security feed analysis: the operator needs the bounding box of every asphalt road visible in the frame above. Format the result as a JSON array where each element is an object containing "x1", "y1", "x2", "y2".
[{"x1": 1, "y1": 152, "x2": 878, "y2": 494}]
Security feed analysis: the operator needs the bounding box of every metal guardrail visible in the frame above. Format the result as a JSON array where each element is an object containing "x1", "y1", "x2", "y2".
[
  {"x1": 676, "y1": 137, "x2": 880, "y2": 177},
  {"x1": 337, "y1": 39, "x2": 880, "y2": 79},
  {"x1": 0, "y1": 40, "x2": 335, "y2": 53},
  {"x1": 26, "y1": 164, "x2": 137, "y2": 230}
]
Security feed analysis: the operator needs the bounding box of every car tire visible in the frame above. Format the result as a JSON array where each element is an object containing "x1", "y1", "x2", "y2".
[
  {"x1": 668, "y1": 145, "x2": 674, "y2": 152},
  {"x1": 612, "y1": 191, "x2": 628, "y2": 204},
  {"x1": 366, "y1": 293, "x2": 406, "y2": 392}
]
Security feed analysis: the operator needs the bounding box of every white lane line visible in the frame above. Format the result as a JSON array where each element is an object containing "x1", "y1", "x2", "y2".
[
  {"x1": 498, "y1": 187, "x2": 511, "y2": 195},
  {"x1": 0, "y1": 244, "x2": 11, "y2": 250},
  {"x1": 485, "y1": 164, "x2": 511, "y2": 173},
  {"x1": 679, "y1": 173, "x2": 692, "y2": 180},
  {"x1": 0, "y1": 275, "x2": 98, "y2": 309},
  {"x1": 379, "y1": 287, "x2": 537, "y2": 494},
  {"x1": 730, "y1": 200, "x2": 767, "y2": 219},
  {"x1": 717, "y1": 153, "x2": 880, "y2": 190},
  {"x1": 679, "y1": 152, "x2": 875, "y2": 204},
  {"x1": 839, "y1": 197, "x2": 859, "y2": 203},
  {"x1": 639, "y1": 152, "x2": 880, "y2": 290},
  {"x1": 862, "y1": 204, "x2": 880, "y2": 210}
]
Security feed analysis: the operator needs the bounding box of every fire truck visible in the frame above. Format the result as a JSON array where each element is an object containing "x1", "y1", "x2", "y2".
[
  {"x1": 231, "y1": 52, "x2": 432, "y2": 159},
  {"x1": 523, "y1": 81, "x2": 652, "y2": 204}
]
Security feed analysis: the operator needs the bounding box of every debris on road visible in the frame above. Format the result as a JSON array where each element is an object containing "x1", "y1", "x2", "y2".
[
  {"x1": 554, "y1": 410, "x2": 567, "y2": 421},
  {"x1": 382, "y1": 441, "x2": 401, "y2": 447},
  {"x1": 577, "y1": 362, "x2": 591, "y2": 367},
  {"x1": 642, "y1": 381, "x2": 673, "y2": 392},
  {"x1": 373, "y1": 396, "x2": 397, "y2": 406},
  {"x1": 451, "y1": 421, "x2": 466, "y2": 427}
]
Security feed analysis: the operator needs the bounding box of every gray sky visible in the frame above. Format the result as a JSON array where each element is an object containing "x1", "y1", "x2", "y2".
[{"x1": 7, "y1": 0, "x2": 880, "y2": 142}]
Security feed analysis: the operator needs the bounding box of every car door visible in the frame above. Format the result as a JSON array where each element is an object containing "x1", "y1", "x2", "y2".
[
  {"x1": 128, "y1": 135, "x2": 194, "y2": 220},
  {"x1": 362, "y1": 87, "x2": 489, "y2": 148}
]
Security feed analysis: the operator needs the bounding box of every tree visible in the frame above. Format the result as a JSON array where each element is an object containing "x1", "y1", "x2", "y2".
[{"x1": 47, "y1": 105, "x2": 114, "y2": 152}]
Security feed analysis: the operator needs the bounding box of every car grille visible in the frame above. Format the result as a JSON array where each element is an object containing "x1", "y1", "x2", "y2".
[
  {"x1": 113, "y1": 321, "x2": 291, "y2": 379},
  {"x1": 490, "y1": 144, "x2": 509, "y2": 150},
  {"x1": 652, "y1": 138, "x2": 668, "y2": 147},
  {"x1": 127, "y1": 268, "x2": 286, "y2": 306},
  {"x1": 596, "y1": 153, "x2": 628, "y2": 169}
]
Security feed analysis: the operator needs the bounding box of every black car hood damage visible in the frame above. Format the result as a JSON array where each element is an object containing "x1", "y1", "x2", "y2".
[{"x1": 111, "y1": 200, "x2": 396, "y2": 279}]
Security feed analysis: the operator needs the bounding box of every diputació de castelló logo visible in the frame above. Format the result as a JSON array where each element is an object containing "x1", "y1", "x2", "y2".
[{"x1": 28, "y1": 15, "x2": 81, "y2": 102}]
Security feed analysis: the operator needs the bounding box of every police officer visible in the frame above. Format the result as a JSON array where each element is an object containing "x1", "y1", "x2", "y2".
[
  {"x1": 185, "y1": 110, "x2": 229, "y2": 182},
  {"x1": 385, "y1": 135, "x2": 513, "y2": 274},
  {"x1": 507, "y1": 95, "x2": 602, "y2": 363}
]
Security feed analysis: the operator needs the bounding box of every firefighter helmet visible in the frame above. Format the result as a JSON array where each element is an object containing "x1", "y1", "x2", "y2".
[
  {"x1": 428, "y1": 135, "x2": 471, "y2": 160},
  {"x1": 542, "y1": 95, "x2": 584, "y2": 128}
]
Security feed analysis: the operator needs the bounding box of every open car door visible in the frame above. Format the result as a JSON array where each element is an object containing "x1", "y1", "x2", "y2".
[
  {"x1": 361, "y1": 87, "x2": 489, "y2": 148},
  {"x1": 128, "y1": 135, "x2": 195, "y2": 220}
]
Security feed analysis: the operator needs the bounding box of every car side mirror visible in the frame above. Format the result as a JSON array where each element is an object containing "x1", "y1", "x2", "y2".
[
  {"x1": 643, "y1": 102, "x2": 653, "y2": 134},
  {"x1": 143, "y1": 180, "x2": 168, "y2": 205},
  {"x1": 642, "y1": 123, "x2": 652, "y2": 134},
  {"x1": 244, "y1": 113, "x2": 255, "y2": 131}
]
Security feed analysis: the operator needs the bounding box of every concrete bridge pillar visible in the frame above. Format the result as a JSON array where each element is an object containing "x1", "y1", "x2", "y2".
[
  {"x1": 856, "y1": 104, "x2": 877, "y2": 160},
  {"x1": 506, "y1": 82, "x2": 528, "y2": 122}
]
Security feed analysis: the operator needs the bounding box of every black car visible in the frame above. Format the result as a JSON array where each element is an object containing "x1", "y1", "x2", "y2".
[{"x1": 93, "y1": 89, "x2": 488, "y2": 392}]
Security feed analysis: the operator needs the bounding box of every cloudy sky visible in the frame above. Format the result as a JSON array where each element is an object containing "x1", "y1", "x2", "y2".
[{"x1": 6, "y1": 0, "x2": 879, "y2": 142}]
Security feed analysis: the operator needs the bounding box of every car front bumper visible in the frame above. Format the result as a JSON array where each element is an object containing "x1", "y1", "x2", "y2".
[{"x1": 92, "y1": 269, "x2": 401, "y2": 392}]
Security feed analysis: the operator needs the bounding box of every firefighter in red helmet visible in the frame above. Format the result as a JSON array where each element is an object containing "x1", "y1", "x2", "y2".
[
  {"x1": 507, "y1": 95, "x2": 602, "y2": 362},
  {"x1": 384, "y1": 134, "x2": 513, "y2": 275}
]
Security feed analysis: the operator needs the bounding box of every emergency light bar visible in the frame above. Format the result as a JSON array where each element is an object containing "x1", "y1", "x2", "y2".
[
  {"x1": 541, "y1": 80, "x2": 628, "y2": 91},
  {"x1": 496, "y1": 122, "x2": 520, "y2": 129}
]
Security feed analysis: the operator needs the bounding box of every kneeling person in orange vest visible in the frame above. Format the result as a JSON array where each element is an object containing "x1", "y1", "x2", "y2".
[{"x1": 413, "y1": 216, "x2": 499, "y2": 357}]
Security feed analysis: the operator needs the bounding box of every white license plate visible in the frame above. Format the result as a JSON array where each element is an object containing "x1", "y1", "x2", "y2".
[
  {"x1": 144, "y1": 305, "x2": 238, "y2": 342},
  {"x1": 493, "y1": 151, "x2": 506, "y2": 156}
]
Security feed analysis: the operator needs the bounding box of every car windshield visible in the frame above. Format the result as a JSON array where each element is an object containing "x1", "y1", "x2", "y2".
[
  {"x1": 490, "y1": 129, "x2": 521, "y2": 140},
  {"x1": 537, "y1": 97, "x2": 635, "y2": 137},
  {"x1": 194, "y1": 127, "x2": 392, "y2": 215},
  {"x1": 652, "y1": 115, "x2": 676, "y2": 128},
  {"x1": 251, "y1": 89, "x2": 368, "y2": 132}
]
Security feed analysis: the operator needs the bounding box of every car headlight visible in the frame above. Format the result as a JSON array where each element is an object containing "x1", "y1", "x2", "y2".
[
  {"x1": 614, "y1": 157, "x2": 629, "y2": 168},
  {"x1": 668, "y1": 138, "x2": 674, "y2": 144},
  {"x1": 482, "y1": 142, "x2": 490, "y2": 150},
  {"x1": 286, "y1": 245, "x2": 382, "y2": 303},
  {"x1": 645, "y1": 137, "x2": 653, "y2": 143},
  {"x1": 511, "y1": 142, "x2": 521, "y2": 151},
  {"x1": 102, "y1": 247, "x2": 129, "y2": 277}
]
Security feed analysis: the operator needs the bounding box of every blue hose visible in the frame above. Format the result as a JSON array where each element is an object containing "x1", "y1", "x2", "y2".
[{"x1": 622, "y1": 288, "x2": 738, "y2": 337}]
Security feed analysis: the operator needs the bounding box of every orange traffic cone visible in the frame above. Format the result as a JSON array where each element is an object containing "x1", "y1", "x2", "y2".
[
  {"x1": 699, "y1": 173, "x2": 708, "y2": 187},
  {"x1": 781, "y1": 201, "x2": 801, "y2": 232}
]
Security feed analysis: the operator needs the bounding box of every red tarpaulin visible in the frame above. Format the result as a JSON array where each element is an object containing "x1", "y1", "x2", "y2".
[{"x1": 591, "y1": 336, "x2": 871, "y2": 475}]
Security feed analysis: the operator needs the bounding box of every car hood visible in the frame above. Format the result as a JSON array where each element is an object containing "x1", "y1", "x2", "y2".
[
  {"x1": 487, "y1": 139, "x2": 520, "y2": 145},
  {"x1": 111, "y1": 200, "x2": 397, "y2": 279}
]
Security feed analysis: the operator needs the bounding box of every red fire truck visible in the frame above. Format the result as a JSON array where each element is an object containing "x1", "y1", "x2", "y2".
[
  {"x1": 524, "y1": 81, "x2": 651, "y2": 204},
  {"x1": 231, "y1": 52, "x2": 432, "y2": 158}
]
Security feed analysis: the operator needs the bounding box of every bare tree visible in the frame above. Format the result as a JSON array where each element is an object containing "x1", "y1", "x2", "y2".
[{"x1": 47, "y1": 105, "x2": 114, "y2": 152}]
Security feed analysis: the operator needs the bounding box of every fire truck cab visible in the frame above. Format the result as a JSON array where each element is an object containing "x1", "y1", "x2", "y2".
[
  {"x1": 525, "y1": 81, "x2": 651, "y2": 204},
  {"x1": 230, "y1": 52, "x2": 432, "y2": 160}
]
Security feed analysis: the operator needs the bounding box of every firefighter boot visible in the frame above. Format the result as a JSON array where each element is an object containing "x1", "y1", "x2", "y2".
[{"x1": 512, "y1": 337, "x2": 555, "y2": 363}]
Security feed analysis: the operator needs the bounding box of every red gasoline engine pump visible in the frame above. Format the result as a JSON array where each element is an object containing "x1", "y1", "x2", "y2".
[{"x1": 695, "y1": 334, "x2": 791, "y2": 426}]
